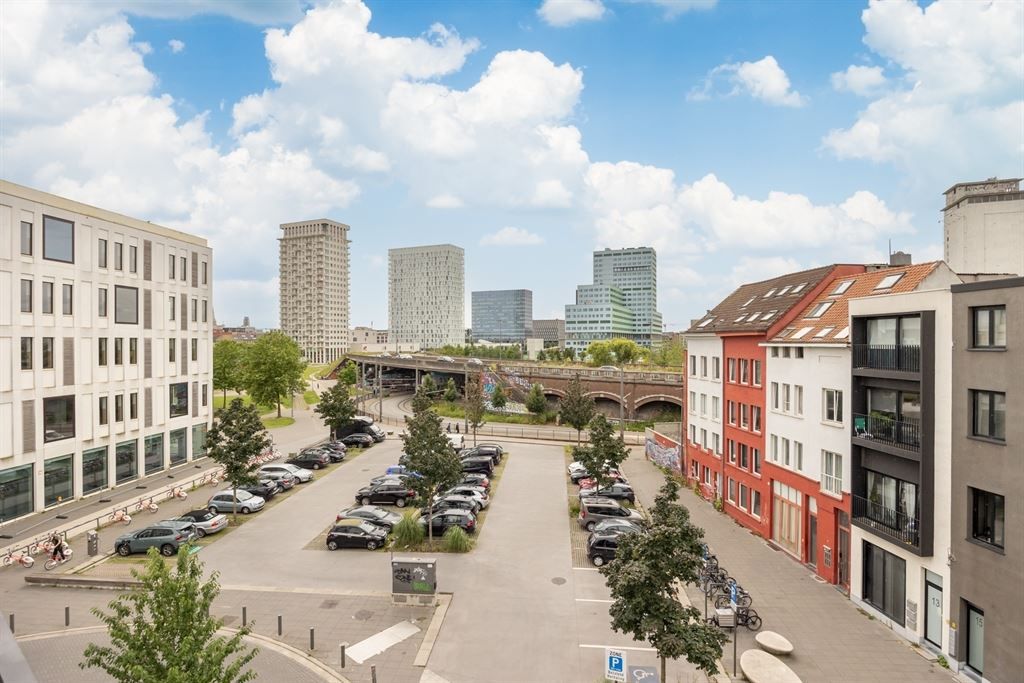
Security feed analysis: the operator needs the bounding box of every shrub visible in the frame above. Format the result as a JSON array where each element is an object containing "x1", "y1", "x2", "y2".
[
  {"x1": 392, "y1": 512, "x2": 424, "y2": 549},
  {"x1": 937, "y1": 655, "x2": 949, "y2": 669},
  {"x1": 713, "y1": 497, "x2": 724, "y2": 512},
  {"x1": 443, "y1": 526, "x2": 471, "y2": 553},
  {"x1": 569, "y1": 499, "x2": 581, "y2": 518}
]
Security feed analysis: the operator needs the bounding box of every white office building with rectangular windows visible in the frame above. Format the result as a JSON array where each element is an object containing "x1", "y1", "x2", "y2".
[
  {"x1": 0, "y1": 181, "x2": 213, "y2": 522},
  {"x1": 388, "y1": 244, "x2": 464, "y2": 348}
]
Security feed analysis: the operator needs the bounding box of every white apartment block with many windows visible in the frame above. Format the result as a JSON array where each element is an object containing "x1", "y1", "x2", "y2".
[
  {"x1": 684, "y1": 333, "x2": 723, "y2": 492},
  {"x1": 0, "y1": 181, "x2": 213, "y2": 523},
  {"x1": 388, "y1": 244, "x2": 464, "y2": 348}
]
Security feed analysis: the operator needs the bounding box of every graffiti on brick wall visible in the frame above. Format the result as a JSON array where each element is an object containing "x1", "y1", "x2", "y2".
[{"x1": 645, "y1": 431, "x2": 681, "y2": 472}]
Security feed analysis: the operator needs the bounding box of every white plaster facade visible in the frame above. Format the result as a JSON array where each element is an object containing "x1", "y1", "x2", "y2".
[
  {"x1": 0, "y1": 180, "x2": 213, "y2": 522},
  {"x1": 388, "y1": 244, "x2": 464, "y2": 348},
  {"x1": 684, "y1": 333, "x2": 723, "y2": 484},
  {"x1": 943, "y1": 179, "x2": 1023, "y2": 277}
]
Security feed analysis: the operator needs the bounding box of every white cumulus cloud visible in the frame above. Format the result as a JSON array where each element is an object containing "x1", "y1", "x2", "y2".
[
  {"x1": 480, "y1": 227, "x2": 546, "y2": 246},
  {"x1": 830, "y1": 64, "x2": 886, "y2": 95},
  {"x1": 538, "y1": 0, "x2": 606, "y2": 26},
  {"x1": 168, "y1": 38, "x2": 185, "y2": 53},
  {"x1": 689, "y1": 55, "x2": 806, "y2": 107},
  {"x1": 426, "y1": 194, "x2": 464, "y2": 209}
]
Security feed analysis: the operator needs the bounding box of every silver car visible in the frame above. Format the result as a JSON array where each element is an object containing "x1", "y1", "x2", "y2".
[
  {"x1": 259, "y1": 463, "x2": 314, "y2": 483},
  {"x1": 169, "y1": 509, "x2": 229, "y2": 537},
  {"x1": 207, "y1": 489, "x2": 265, "y2": 514}
]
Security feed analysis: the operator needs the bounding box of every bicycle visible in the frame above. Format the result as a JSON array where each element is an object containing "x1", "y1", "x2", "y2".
[
  {"x1": 2, "y1": 549, "x2": 35, "y2": 568},
  {"x1": 109, "y1": 509, "x2": 132, "y2": 525},
  {"x1": 43, "y1": 544, "x2": 73, "y2": 571},
  {"x1": 735, "y1": 605, "x2": 762, "y2": 631},
  {"x1": 715, "y1": 587, "x2": 753, "y2": 609},
  {"x1": 136, "y1": 498, "x2": 159, "y2": 514},
  {"x1": 169, "y1": 487, "x2": 188, "y2": 500}
]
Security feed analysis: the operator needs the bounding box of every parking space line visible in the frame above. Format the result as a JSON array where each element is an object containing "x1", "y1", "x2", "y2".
[
  {"x1": 573, "y1": 567, "x2": 599, "y2": 571},
  {"x1": 579, "y1": 644, "x2": 657, "y2": 652},
  {"x1": 575, "y1": 598, "x2": 613, "y2": 604}
]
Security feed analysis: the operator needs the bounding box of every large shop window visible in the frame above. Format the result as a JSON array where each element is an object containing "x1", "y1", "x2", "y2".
[
  {"x1": 144, "y1": 434, "x2": 164, "y2": 475},
  {"x1": 115, "y1": 440, "x2": 138, "y2": 484},
  {"x1": 192, "y1": 424, "x2": 208, "y2": 460},
  {"x1": 43, "y1": 455, "x2": 73, "y2": 507},
  {"x1": 43, "y1": 395, "x2": 75, "y2": 443},
  {"x1": 0, "y1": 465, "x2": 34, "y2": 523},
  {"x1": 82, "y1": 447, "x2": 108, "y2": 495},
  {"x1": 862, "y1": 542, "x2": 906, "y2": 625},
  {"x1": 42, "y1": 215, "x2": 74, "y2": 263},
  {"x1": 169, "y1": 382, "x2": 189, "y2": 418},
  {"x1": 169, "y1": 428, "x2": 188, "y2": 465}
]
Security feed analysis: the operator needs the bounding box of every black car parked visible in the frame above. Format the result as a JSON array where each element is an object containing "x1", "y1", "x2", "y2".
[
  {"x1": 579, "y1": 482, "x2": 636, "y2": 503},
  {"x1": 461, "y1": 456, "x2": 493, "y2": 475},
  {"x1": 304, "y1": 445, "x2": 345, "y2": 463},
  {"x1": 339, "y1": 433, "x2": 375, "y2": 448},
  {"x1": 286, "y1": 451, "x2": 331, "y2": 470},
  {"x1": 355, "y1": 482, "x2": 417, "y2": 507},
  {"x1": 419, "y1": 509, "x2": 476, "y2": 535},
  {"x1": 239, "y1": 479, "x2": 279, "y2": 500},
  {"x1": 325, "y1": 520, "x2": 388, "y2": 551},
  {"x1": 465, "y1": 444, "x2": 503, "y2": 463},
  {"x1": 587, "y1": 532, "x2": 619, "y2": 566}
]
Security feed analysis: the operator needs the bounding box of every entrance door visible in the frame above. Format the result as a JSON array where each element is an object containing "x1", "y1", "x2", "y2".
[
  {"x1": 808, "y1": 514, "x2": 818, "y2": 568},
  {"x1": 924, "y1": 577, "x2": 943, "y2": 648},
  {"x1": 838, "y1": 527, "x2": 850, "y2": 588},
  {"x1": 966, "y1": 604, "x2": 984, "y2": 675}
]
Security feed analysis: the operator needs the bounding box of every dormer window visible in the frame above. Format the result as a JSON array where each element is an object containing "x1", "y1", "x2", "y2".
[
  {"x1": 762, "y1": 310, "x2": 777, "y2": 321},
  {"x1": 874, "y1": 273, "x2": 904, "y2": 290},
  {"x1": 735, "y1": 314, "x2": 747, "y2": 323},
  {"x1": 777, "y1": 286, "x2": 791, "y2": 296},
  {"x1": 742, "y1": 297, "x2": 756, "y2": 308},
  {"x1": 807, "y1": 301, "x2": 833, "y2": 319},
  {"x1": 747, "y1": 312, "x2": 761, "y2": 322},
  {"x1": 791, "y1": 283, "x2": 807, "y2": 293},
  {"x1": 831, "y1": 280, "x2": 854, "y2": 295},
  {"x1": 764, "y1": 289, "x2": 776, "y2": 297},
  {"x1": 814, "y1": 327, "x2": 835, "y2": 338}
]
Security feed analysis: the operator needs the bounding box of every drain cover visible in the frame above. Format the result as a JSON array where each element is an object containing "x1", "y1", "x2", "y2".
[
  {"x1": 354, "y1": 609, "x2": 374, "y2": 621},
  {"x1": 551, "y1": 577, "x2": 566, "y2": 585}
]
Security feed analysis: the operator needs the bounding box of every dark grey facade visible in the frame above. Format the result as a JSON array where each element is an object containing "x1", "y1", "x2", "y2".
[
  {"x1": 532, "y1": 318, "x2": 565, "y2": 347},
  {"x1": 471, "y1": 290, "x2": 532, "y2": 343},
  {"x1": 949, "y1": 277, "x2": 1022, "y2": 683}
]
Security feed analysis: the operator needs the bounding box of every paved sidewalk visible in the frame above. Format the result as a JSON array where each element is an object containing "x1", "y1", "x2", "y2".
[{"x1": 620, "y1": 449, "x2": 955, "y2": 683}]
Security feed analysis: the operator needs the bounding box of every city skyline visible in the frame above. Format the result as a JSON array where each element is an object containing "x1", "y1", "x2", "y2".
[{"x1": 3, "y1": 1, "x2": 1019, "y2": 331}]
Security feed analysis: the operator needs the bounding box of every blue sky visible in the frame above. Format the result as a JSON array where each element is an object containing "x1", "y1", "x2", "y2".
[{"x1": 3, "y1": 0, "x2": 1021, "y2": 331}]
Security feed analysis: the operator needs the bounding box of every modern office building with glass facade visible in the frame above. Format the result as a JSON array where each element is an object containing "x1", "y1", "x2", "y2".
[
  {"x1": 0, "y1": 180, "x2": 213, "y2": 523},
  {"x1": 471, "y1": 289, "x2": 532, "y2": 343}
]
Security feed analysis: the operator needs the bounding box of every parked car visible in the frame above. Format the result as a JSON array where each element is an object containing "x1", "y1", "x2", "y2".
[
  {"x1": 461, "y1": 446, "x2": 501, "y2": 465},
  {"x1": 325, "y1": 520, "x2": 389, "y2": 551},
  {"x1": 461, "y1": 456, "x2": 494, "y2": 475},
  {"x1": 115, "y1": 525, "x2": 196, "y2": 557},
  {"x1": 239, "y1": 479, "x2": 279, "y2": 500},
  {"x1": 340, "y1": 433, "x2": 375, "y2": 448},
  {"x1": 397, "y1": 354, "x2": 413, "y2": 360},
  {"x1": 460, "y1": 473, "x2": 490, "y2": 490},
  {"x1": 444, "y1": 486, "x2": 489, "y2": 508},
  {"x1": 264, "y1": 470, "x2": 297, "y2": 489},
  {"x1": 571, "y1": 468, "x2": 627, "y2": 485},
  {"x1": 370, "y1": 473, "x2": 411, "y2": 486},
  {"x1": 259, "y1": 463, "x2": 313, "y2": 484},
  {"x1": 589, "y1": 518, "x2": 645, "y2": 537},
  {"x1": 385, "y1": 465, "x2": 421, "y2": 477},
  {"x1": 438, "y1": 355, "x2": 455, "y2": 363},
  {"x1": 577, "y1": 496, "x2": 643, "y2": 532},
  {"x1": 207, "y1": 490, "x2": 266, "y2": 515},
  {"x1": 336, "y1": 505, "x2": 402, "y2": 530},
  {"x1": 171, "y1": 509, "x2": 228, "y2": 538},
  {"x1": 446, "y1": 433, "x2": 465, "y2": 452},
  {"x1": 587, "y1": 532, "x2": 619, "y2": 566},
  {"x1": 423, "y1": 494, "x2": 481, "y2": 515},
  {"x1": 355, "y1": 482, "x2": 417, "y2": 507},
  {"x1": 287, "y1": 451, "x2": 331, "y2": 470},
  {"x1": 364, "y1": 425, "x2": 386, "y2": 442},
  {"x1": 419, "y1": 509, "x2": 476, "y2": 535},
  {"x1": 467, "y1": 358, "x2": 483, "y2": 366},
  {"x1": 599, "y1": 365, "x2": 619, "y2": 372},
  {"x1": 579, "y1": 482, "x2": 636, "y2": 503},
  {"x1": 477, "y1": 442, "x2": 505, "y2": 455}
]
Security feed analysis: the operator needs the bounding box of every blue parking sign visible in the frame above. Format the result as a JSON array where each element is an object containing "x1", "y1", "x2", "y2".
[{"x1": 605, "y1": 648, "x2": 627, "y2": 682}]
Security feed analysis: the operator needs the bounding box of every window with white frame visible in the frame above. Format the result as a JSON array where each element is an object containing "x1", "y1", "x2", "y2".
[
  {"x1": 728, "y1": 401, "x2": 736, "y2": 425},
  {"x1": 752, "y1": 406, "x2": 761, "y2": 432},
  {"x1": 751, "y1": 490, "x2": 761, "y2": 517},
  {"x1": 728, "y1": 358, "x2": 736, "y2": 382},
  {"x1": 740, "y1": 359, "x2": 749, "y2": 384},
  {"x1": 701, "y1": 356, "x2": 708, "y2": 377},
  {"x1": 700, "y1": 394, "x2": 707, "y2": 416},
  {"x1": 689, "y1": 424, "x2": 697, "y2": 444},
  {"x1": 794, "y1": 441, "x2": 803, "y2": 470},
  {"x1": 823, "y1": 389, "x2": 843, "y2": 424},
  {"x1": 794, "y1": 386, "x2": 803, "y2": 416},
  {"x1": 690, "y1": 355, "x2": 697, "y2": 376},
  {"x1": 701, "y1": 428, "x2": 708, "y2": 450},
  {"x1": 728, "y1": 478, "x2": 736, "y2": 502},
  {"x1": 713, "y1": 433, "x2": 721, "y2": 455},
  {"x1": 821, "y1": 450, "x2": 842, "y2": 496},
  {"x1": 728, "y1": 439, "x2": 736, "y2": 463},
  {"x1": 752, "y1": 447, "x2": 761, "y2": 474},
  {"x1": 712, "y1": 357, "x2": 720, "y2": 380},
  {"x1": 712, "y1": 396, "x2": 720, "y2": 420},
  {"x1": 689, "y1": 391, "x2": 696, "y2": 415},
  {"x1": 740, "y1": 404, "x2": 749, "y2": 429},
  {"x1": 783, "y1": 384, "x2": 791, "y2": 412},
  {"x1": 753, "y1": 360, "x2": 762, "y2": 386},
  {"x1": 771, "y1": 382, "x2": 779, "y2": 410},
  {"x1": 770, "y1": 434, "x2": 779, "y2": 462}
]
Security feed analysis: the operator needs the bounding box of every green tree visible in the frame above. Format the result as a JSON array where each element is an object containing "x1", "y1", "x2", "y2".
[
  {"x1": 563, "y1": 347, "x2": 576, "y2": 362},
  {"x1": 400, "y1": 385, "x2": 464, "y2": 543},
  {"x1": 650, "y1": 339, "x2": 685, "y2": 368},
  {"x1": 464, "y1": 373, "x2": 486, "y2": 446},
  {"x1": 206, "y1": 399, "x2": 269, "y2": 520},
  {"x1": 212, "y1": 340, "x2": 247, "y2": 407},
  {"x1": 574, "y1": 414, "x2": 629, "y2": 490},
  {"x1": 560, "y1": 374, "x2": 596, "y2": 446},
  {"x1": 315, "y1": 382, "x2": 357, "y2": 439},
  {"x1": 443, "y1": 377, "x2": 459, "y2": 404},
  {"x1": 82, "y1": 547, "x2": 258, "y2": 683},
  {"x1": 536, "y1": 349, "x2": 547, "y2": 362},
  {"x1": 607, "y1": 338, "x2": 642, "y2": 365},
  {"x1": 601, "y1": 476, "x2": 727, "y2": 680},
  {"x1": 585, "y1": 340, "x2": 614, "y2": 366},
  {"x1": 338, "y1": 360, "x2": 358, "y2": 387},
  {"x1": 525, "y1": 383, "x2": 547, "y2": 422},
  {"x1": 420, "y1": 373, "x2": 437, "y2": 396},
  {"x1": 491, "y1": 385, "x2": 507, "y2": 409},
  {"x1": 244, "y1": 331, "x2": 306, "y2": 417}
]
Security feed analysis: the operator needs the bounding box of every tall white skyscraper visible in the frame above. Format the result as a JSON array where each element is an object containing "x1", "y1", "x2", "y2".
[
  {"x1": 389, "y1": 244, "x2": 464, "y2": 348},
  {"x1": 279, "y1": 219, "x2": 350, "y2": 364}
]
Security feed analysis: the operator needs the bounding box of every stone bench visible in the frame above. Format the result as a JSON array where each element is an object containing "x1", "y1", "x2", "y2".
[
  {"x1": 755, "y1": 630, "x2": 794, "y2": 656},
  {"x1": 740, "y1": 649, "x2": 801, "y2": 683}
]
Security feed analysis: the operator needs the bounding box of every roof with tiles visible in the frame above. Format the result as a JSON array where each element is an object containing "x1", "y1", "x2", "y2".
[
  {"x1": 768, "y1": 261, "x2": 949, "y2": 345},
  {"x1": 685, "y1": 265, "x2": 838, "y2": 335}
]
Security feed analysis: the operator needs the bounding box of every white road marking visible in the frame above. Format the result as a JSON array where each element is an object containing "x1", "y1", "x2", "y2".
[
  {"x1": 420, "y1": 669, "x2": 451, "y2": 683},
  {"x1": 575, "y1": 598, "x2": 614, "y2": 604},
  {"x1": 579, "y1": 644, "x2": 657, "y2": 652},
  {"x1": 346, "y1": 620, "x2": 421, "y2": 664},
  {"x1": 573, "y1": 567, "x2": 600, "y2": 572}
]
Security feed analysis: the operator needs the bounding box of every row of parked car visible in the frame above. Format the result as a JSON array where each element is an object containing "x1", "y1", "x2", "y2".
[
  {"x1": 567, "y1": 460, "x2": 646, "y2": 567},
  {"x1": 323, "y1": 443, "x2": 507, "y2": 551}
]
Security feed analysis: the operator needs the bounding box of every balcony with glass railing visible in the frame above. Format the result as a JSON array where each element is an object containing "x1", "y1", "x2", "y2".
[
  {"x1": 852, "y1": 494, "x2": 921, "y2": 549},
  {"x1": 852, "y1": 412, "x2": 921, "y2": 452},
  {"x1": 852, "y1": 344, "x2": 921, "y2": 373}
]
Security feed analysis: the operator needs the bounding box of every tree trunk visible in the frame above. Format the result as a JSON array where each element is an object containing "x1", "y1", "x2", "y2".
[
  {"x1": 660, "y1": 655, "x2": 666, "y2": 683},
  {"x1": 277, "y1": 400, "x2": 282, "y2": 418},
  {"x1": 232, "y1": 485, "x2": 238, "y2": 523},
  {"x1": 577, "y1": 428, "x2": 581, "y2": 446}
]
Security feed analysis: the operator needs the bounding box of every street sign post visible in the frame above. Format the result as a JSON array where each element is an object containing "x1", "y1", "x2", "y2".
[
  {"x1": 730, "y1": 583, "x2": 738, "y2": 676},
  {"x1": 605, "y1": 648, "x2": 627, "y2": 683}
]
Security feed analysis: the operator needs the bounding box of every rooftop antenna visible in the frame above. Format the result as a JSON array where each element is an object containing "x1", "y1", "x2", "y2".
[{"x1": 888, "y1": 239, "x2": 892, "y2": 261}]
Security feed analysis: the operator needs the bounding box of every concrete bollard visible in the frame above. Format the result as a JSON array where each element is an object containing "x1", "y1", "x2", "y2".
[
  {"x1": 65, "y1": 606, "x2": 69, "y2": 627},
  {"x1": 277, "y1": 615, "x2": 282, "y2": 636},
  {"x1": 340, "y1": 643, "x2": 347, "y2": 668},
  {"x1": 242, "y1": 606, "x2": 247, "y2": 627},
  {"x1": 309, "y1": 627, "x2": 314, "y2": 651},
  {"x1": 9, "y1": 613, "x2": 13, "y2": 634}
]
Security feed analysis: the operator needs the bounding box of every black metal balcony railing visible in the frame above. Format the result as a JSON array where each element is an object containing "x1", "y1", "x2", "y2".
[
  {"x1": 852, "y1": 494, "x2": 920, "y2": 547},
  {"x1": 852, "y1": 344, "x2": 921, "y2": 373},
  {"x1": 853, "y1": 412, "x2": 921, "y2": 451}
]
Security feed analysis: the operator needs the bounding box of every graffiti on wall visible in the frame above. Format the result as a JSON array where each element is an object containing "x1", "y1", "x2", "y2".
[{"x1": 644, "y1": 430, "x2": 681, "y2": 472}]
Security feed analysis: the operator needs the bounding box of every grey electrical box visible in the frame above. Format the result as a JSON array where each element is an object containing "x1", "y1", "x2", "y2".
[{"x1": 87, "y1": 531, "x2": 99, "y2": 556}]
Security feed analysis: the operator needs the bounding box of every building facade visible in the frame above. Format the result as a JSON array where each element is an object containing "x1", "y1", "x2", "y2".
[
  {"x1": 949, "y1": 277, "x2": 1022, "y2": 682},
  {"x1": 565, "y1": 247, "x2": 663, "y2": 353},
  {"x1": 532, "y1": 318, "x2": 565, "y2": 348},
  {"x1": 0, "y1": 180, "x2": 213, "y2": 522},
  {"x1": 683, "y1": 333, "x2": 723, "y2": 494},
  {"x1": 943, "y1": 178, "x2": 1023, "y2": 277},
  {"x1": 848, "y1": 288, "x2": 954, "y2": 659},
  {"x1": 350, "y1": 326, "x2": 388, "y2": 346},
  {"x1": 471, "y1": 289, "x2": 533, "y2": 343},
  {"x1": 279, "y1": 219, "x2": 350, "y2": 364},
  {"x1": 388, "y1": 244, "x2": 464, "y2": 348}
]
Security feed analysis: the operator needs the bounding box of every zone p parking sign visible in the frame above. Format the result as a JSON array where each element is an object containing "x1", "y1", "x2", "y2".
[{"x1": 605, "y1": 647, "x2": 627, "y2": 682}]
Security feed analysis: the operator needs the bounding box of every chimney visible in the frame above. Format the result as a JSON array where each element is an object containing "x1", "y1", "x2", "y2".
[{"x1": 889, "y1": 251, "x2": 912, "y2": 266}]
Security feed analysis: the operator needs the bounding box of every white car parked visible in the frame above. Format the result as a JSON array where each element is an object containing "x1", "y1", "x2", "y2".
[{"x1": 259, "y1": 463, "x2": 314, "y2": 484}]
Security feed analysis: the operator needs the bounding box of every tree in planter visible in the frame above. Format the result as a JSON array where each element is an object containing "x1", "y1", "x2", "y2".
[
  {"x1": 525, "y1": 383, "x2": 548, "y2": 422},
  {"x1": 443, "y1": 377, "x2": 459, "y2": 404},
  {"x1": 574, "y1": 414, "x2": 629, "y2": 490},
  {"x1": 244, "y1": 331, "x2": 305, "y2": 417},
  {"x1": 560, "y1": 374, "x2": 595, "y2": 445},
  {"x1": 464, "y1": 373, "x2": 486, "y2": 446},
  {"x1": 601, "y1": 476, "x2": 726, "y2": 681},
  {"x1": 399, "y1": 385, "x2": 464, "y2": 544},
  {"x1": 315, "y1": 382, "x2": 357, "y2": 439},
  {"x1": 81, "y1": 547, "x2": 258, "y2": 683},
  {"x1": 491, "y1": 385, "x2": 507, "y2": 410},
  {"x1": 212, "y1": 340, "x2": 247, "y2": 409},
  {"x1": 206, "y1": 399, "x2": 269, "y2": 521}
]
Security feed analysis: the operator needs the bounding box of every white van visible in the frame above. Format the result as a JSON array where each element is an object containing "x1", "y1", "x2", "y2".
[{"x1": 446, "y1": 433, "x2": 465, "y2": 452}]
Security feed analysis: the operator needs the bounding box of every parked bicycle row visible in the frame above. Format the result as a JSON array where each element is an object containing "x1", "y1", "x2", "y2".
[{"x1": 699, "y1": 545, "x2": 763, "y2": 631}]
